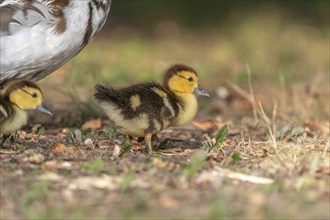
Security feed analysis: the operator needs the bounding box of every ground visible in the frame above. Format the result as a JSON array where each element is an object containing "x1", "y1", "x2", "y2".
[{"x1": 0, "y1": 13, "x2": 329, "y2": 219}]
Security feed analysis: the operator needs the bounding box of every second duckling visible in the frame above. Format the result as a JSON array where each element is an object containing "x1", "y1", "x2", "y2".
[
  {"x1": 94, "y1": 64, "x2": 209, "y2": 153},
  {"x1": 0, "y1": 80, "x2": 52, "y2": 143}
]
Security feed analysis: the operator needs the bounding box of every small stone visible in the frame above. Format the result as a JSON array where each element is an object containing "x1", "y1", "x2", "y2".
[{"x1": 84, "y1": 138, "x2": 94, "y2": 149}]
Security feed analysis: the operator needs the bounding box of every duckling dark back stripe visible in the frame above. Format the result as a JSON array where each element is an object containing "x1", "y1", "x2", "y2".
[{"x1": 2, "y1": 80, "x2": 41, "y2": 97}]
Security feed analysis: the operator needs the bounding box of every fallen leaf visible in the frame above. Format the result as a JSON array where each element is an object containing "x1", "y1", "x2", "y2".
[
  {"x1": 316, "y1": 167, "x2": 330, "y2": 176},
  {"x1": 82, "y1": 118, "x2": 102, "y2": 129},
  {"x1": 50, "y1": 143, "x2": 75, "y2": 152},
  {"x1": 192, "y1": 119, "x2": 225, "y2": 133},
  {"x1": 131, "y1": 139, "x2": 145, "y2": 150}
]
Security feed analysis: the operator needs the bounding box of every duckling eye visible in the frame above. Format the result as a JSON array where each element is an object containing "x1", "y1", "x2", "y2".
[
  {"x1": 187, "y1": 76, "x2": 194, "y2": 82},
  {"x1": 31, "y1": 93, "x2": 38, "y2": 98}
]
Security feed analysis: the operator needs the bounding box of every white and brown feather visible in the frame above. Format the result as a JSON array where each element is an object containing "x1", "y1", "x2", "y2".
[{"x1": 0, "y1": 0, "x2": 111, "y2": 86}]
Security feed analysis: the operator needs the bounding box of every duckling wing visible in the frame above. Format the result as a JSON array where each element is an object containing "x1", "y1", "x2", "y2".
[
  {"x1": 0, "y1": 99, "x2": 12, "y2": 123},
  {"x1": 118, "y1": 83, "x2": 181, "y2": 133},
  {"x1": 117, "y1": 83, "x2": 176, "y2": 117}
]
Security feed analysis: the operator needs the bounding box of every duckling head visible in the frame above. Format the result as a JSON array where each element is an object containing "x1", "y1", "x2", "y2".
[
  {"x1": 163, "y1": 64, "x2": 209, "y2": 97},
  {"x1": 5, "y1": 80, "x2": 52, "y2": 115}
]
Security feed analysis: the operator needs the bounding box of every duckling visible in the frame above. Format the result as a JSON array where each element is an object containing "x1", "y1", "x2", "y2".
[
  {"x1": 0, "y1": 80, "x2": 52, "y2": 143},
  {"x1": 94, "y1": 64, "x2": 209, "y2": 153}
]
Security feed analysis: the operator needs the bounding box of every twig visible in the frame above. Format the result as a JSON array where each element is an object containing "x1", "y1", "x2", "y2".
[
  {"x1": 226, "y1": 64, "x2": 259, "y2": 123},
  {"x1": 215, "y1": 167, "x2": 275, "y2": 184},
  {"x1": 246, "y1": 63, "x2": 259, "y2": 123},
  {"x1": 258, "y1": 102, "x2": 288, "y2": 167},
  {"x1": 235, "y1": 137, "x2": 245, "y2": 148},
  {"x1": 272, "y1": 99, "x2": 278, "y2": 143},
  {"x1": 226, "y1": 80, "x2": 252, "y2": 103},
  {"x1": 258, "y1": 102, "x2": 277, "y2": 149},
  {"x1": 203, "y1": 133, "x2": 225, "y2": 154},
  {"x1": 0, "y1": 149, "x2": 19, "y2": 154},
  {"x1": 203, "y1": 133, "x2": 214, "y2": 148}
]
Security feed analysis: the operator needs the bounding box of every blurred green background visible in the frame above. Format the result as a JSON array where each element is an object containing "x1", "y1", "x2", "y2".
[
  {"x1": 43, "y1": 0, "x2": 329, "y2": 123},
  {"x1": 108, "y1": 0, "x2": 328, "y2": 31}
]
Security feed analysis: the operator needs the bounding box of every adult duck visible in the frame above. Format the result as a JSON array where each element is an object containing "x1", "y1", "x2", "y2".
[{"x1": 0, "y1": 0, "x2": 111, "y2": 86}]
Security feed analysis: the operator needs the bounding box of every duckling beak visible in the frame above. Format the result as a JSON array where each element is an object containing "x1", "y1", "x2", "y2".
[
  {"x1": 36, "y1": 101, "x2": 53, "y2": 115},
  {"x1": 194, "y1": 84, "x2": 209, "y2": 97}
]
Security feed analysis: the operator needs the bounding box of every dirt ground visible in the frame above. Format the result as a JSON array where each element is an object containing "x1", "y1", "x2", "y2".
[{"x1": 1, "y1": 88, "x2": 329, "y2": 219}]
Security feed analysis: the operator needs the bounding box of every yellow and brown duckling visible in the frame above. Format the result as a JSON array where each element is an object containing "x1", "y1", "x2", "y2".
[
  {"x1": 94, "y1": 64, "x2": 209, "y2": 153},
  {"x1": 0, "y1": 80, "x2": 52, "y2": 142}
]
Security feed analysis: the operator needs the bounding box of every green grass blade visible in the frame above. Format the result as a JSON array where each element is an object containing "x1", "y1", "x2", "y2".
[{"x1": 214, "y1": 124, "x2": 228, "y2": 147}]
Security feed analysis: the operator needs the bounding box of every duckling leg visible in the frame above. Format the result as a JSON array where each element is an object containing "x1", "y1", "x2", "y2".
[{"x1": 145, "y1": 133, "x2": 153, "y2": 153}]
